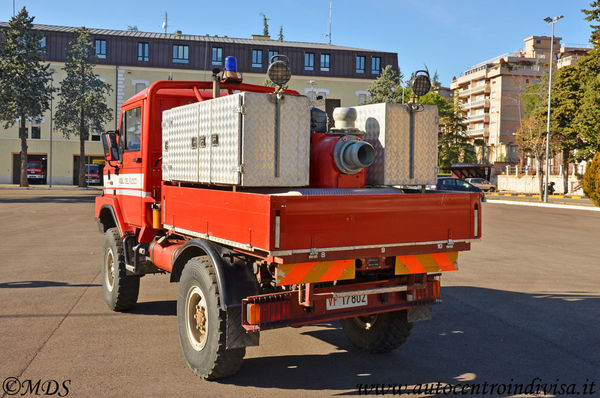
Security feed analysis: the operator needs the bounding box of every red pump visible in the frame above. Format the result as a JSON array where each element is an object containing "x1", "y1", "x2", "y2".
[{"x1": 310, "y1": 107, "x2": 375, "y2": 188}]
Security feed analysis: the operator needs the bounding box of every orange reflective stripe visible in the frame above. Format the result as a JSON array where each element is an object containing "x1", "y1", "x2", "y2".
[
  {"x1": 301, "y1": 261, "x2": 334, "y2": 284},
  {"x1": 396, "y1": 252, "x2": 459, "y2": 275},
  {"x1": 277, "y1": 260, "x2": 356, "y2": 286},
  {"x1": 431, "y1": 252, "x2": 458, "y2": 271},
  {"x1": 397, "y1": 255, "x2": 426, "y2": 274},
  {"x1": 278, "y1": 262, "x2": 316, "y2": 286},
  {"x1": 319, "y1": 259, "x2": 354, "y2": 282}
]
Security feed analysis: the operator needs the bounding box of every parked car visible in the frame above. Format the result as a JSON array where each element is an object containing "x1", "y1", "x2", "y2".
[
  {"x1": 465, "y1": 177, "x2": 497, "y2": 192},
  {"x1": 433, "y1": 177, "x2": 485, "y2": 200}
]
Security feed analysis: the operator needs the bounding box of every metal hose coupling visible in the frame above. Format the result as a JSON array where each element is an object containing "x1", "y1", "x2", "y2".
[{"x1": 334, "y1": 136, "x2": 375, "y2": 174}]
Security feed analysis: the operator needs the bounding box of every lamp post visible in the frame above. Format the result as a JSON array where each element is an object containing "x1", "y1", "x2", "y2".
[
  {"x1": 49, "y1": 68, "x2": 54, "y2": 188},
  {"x1": 543, "y1": 15, "x2": 563, "y2": 202}
]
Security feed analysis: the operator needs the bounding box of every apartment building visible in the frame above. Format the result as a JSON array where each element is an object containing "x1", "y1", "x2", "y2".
[
  {"x1": 0, "y1": 23, "x2": 397, "y2": 184},
  {"x1": 451, "y1": 36, "x2": 561, "y2": 164}
]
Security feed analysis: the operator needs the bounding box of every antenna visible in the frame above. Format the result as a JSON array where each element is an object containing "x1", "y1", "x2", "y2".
[
  {"x1": 162, "y1": 11, "x2": 168, "y2": 33},
  {"x1": 259, "y1": 12, "x2": 270, "y2": 36},
  {"x1": 326, "y1": 0, "x2": 332, "y2": 44}
]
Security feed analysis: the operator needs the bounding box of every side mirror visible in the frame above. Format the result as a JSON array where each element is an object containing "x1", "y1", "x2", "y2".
[{"x1": 101, "y1": 131, "x2": 120, "y2": 162}]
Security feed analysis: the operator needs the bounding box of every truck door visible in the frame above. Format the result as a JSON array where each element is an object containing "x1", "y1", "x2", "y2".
[{"x1": 117, "y1": 105, "x2": 144, "y2": 227}]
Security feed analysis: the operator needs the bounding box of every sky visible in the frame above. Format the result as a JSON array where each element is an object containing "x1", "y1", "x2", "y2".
[{"x1": 2, "y1": 0, "x2": 594, "y2": 86}]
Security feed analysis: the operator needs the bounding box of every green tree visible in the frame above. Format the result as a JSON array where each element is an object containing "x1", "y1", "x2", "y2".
[
  {"x1": 55, "y1": 27, "x2": 112, "y2": 187},
  {"x1": 522, "y1": 70, "x2": 548, "y2": 119},
  {"x1": 550, "y1": 65, "x2": 585, "y2": 193},
  {"x1": 582, "y1": 152, "x2": 600, "y2": 206},
  {"x1": 0, "y1": 7, "x2": 53, "y2": 187},
  {"x1": 364, "y1": 65, "x2": 404, "y2": 104},
  {"x1": 574, "y1": 2, "x2": 600, "y2": 158}
]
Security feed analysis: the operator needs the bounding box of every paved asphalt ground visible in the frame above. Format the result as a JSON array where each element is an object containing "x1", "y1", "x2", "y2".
[{"x1": 0, "y1": 189, "x2": 599, "y2": 397}]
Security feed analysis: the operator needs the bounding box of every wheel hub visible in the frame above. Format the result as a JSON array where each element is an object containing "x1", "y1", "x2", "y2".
[
  {"x1": 194, "y1": 304, "x2": 206, "y2": 334},
  {"x1": 104, "y1": 248, "x2": 115, "y2": 292},
  {"x1": 186, "y1": 286, "x2": 209, "y2": 351}
]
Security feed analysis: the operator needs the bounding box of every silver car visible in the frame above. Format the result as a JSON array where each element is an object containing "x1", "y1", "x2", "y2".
[{"x1": 465, "y1": 178, "x2": 497, "y2": 192}]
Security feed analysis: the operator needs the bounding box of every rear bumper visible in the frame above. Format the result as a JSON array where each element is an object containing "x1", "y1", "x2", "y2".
[{"x1": 242, "y1": 275, "x2": 441, "y2": 331}]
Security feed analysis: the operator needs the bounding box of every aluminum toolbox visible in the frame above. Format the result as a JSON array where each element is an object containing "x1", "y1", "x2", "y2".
[
  {"x1": 351, "y1": 103, "x2": 438, "y2": 186},
  {"x1": 162, "y1": 92, "x2": 310, "y2": 187}
]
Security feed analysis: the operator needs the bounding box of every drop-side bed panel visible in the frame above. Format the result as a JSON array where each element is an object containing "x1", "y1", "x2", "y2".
[{"x1": 161, "y1": 185, "x2": 481, "y2": 257}]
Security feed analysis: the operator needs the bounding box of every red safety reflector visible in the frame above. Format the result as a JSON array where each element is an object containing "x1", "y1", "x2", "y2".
[
  {"x1": 246, "y1": 303, "x2": 260, "y2": 325},
  {"x1": 246, "y1": 300, "x2": 292, "y2": 325}
]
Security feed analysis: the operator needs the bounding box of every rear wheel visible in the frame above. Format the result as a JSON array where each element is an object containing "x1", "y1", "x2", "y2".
[
  {"x1": 102, "y1": 228, "x2": 140, "y2": 311},
  {"x1": 339, "y1": 311, "x2": 412, "y2": 353},
  {"x1": 177, "y1": 256, "x2": 245, "y2": 379}
]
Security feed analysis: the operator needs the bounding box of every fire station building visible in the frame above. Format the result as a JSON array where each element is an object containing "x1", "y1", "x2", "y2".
[{"x1": 0, "y1": 23, "x2": 398, "y2": 185}]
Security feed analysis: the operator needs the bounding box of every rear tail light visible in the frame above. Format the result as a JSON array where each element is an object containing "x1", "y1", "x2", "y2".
[{"x1": 245, "y1": 300, "x2": 291, "y2": 325}]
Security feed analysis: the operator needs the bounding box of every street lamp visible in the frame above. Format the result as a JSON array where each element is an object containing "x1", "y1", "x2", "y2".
[
  {"x1": 543, "y1": 15, "x2": 563, "y2": 202},
  {"x1": 49, "y1": 68, "x2": 54, "y2": 188}
]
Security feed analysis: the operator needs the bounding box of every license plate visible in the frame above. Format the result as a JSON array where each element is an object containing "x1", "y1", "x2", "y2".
[{"x1": 326, "y1": 294, "x2": 368, "y2": 310}]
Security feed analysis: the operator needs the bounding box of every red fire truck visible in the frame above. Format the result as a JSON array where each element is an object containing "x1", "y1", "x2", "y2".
[{"x1": 95, "y1": 58, "x2": 481, "y2": 379}]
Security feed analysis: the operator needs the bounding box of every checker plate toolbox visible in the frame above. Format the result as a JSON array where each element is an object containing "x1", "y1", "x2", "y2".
[{"x1": 162, "y1": 92, "x2": 310, "y2": 187}]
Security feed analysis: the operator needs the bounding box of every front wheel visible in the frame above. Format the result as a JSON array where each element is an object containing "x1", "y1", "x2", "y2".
[
  {"x1": 339, "y1": 311, "x2": 412, "y2": 353},
  {"x1": 489, "y1": 187, "x2": 496, "y2": 192},
  {"x1": 102, "y1": 228, "x2": 140, "y2": 311},
  {"x1": 177, "y1": 256, "x2": 245, "y2": 379}
]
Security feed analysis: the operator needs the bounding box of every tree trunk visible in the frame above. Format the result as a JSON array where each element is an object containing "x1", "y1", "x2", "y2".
[
  {"x1": 78, "y1": 110, "x2": 87, "y2": 187},
  {"x1": 562, "y1": 148, "x2": 569, "y2": 195},
  {"x1": 19, "y1": 115, "x2": 29, "y2": 187},
  {"x1": 537, "y1": 155, "x2": 544, "y2": 201}
]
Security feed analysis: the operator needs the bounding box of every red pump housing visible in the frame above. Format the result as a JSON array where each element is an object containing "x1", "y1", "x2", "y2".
[{"x1": 310, "y1": 132, "x2": 368, "y2": 188}]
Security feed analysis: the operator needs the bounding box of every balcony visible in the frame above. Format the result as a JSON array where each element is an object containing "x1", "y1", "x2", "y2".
[
  {"x1": 465, "y1": 128, "x2": 485, "y2": 137},
  {"x1": 470, "y1": 84, "x2": 490, "y2": 95},
  {"x1": 457, "y1": 84, "x2": 490, "y2": 97},
  {"x1": 461, "y1": 99, "x2": 489, "y2": 110},
  {"x1": 465, "y1": 112, "x2": 490, "y2": 122}
]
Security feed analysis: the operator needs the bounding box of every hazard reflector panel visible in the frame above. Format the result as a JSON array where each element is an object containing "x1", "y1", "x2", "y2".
[
  {"x1": 276, "y1": 259, "x2": 355, "y2": 286},
  {"x1": 395, "y1": 252, "x2": 458, "y2": 275}
]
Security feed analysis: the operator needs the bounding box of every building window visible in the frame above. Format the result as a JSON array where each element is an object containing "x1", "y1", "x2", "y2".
[
  {"x1": 304, "y1": 52, "x2": 315, "y2": 71},
  {"x1": 40, "y1": 36, "x2": 46, "y2": 52},
  {"x1": 212, "y1": 47, "x2": 223, "y2": 65},
  {"x1": 135, "y1": 82, "x2": 146, "y2": 93},
  {"x1": 173, "y1": 45, "x2": 189, "y2": 63},
  {"x1": 252, "y1": 49, "x2": 262, "y2": 67},
  {"x1": 31, "y1": 125, "x2": 40, "y2": 139},
  {"x1": 268, "y1": 50, "x2": 279, "y2": 63},
  {"x1": 536, "y1": 39, "x2": 541, "y2": 44},
  {"x1": 95, "y1": 39, "x2": 106, "y2": 59},
  {"x1": 356, "y1": 56, "x2": 365, "y2": 73},
  {"x1": 320, "y1": 53, "x2": 330, "y2": 72},
  {"x1": 91, "y1": 131, "x2": 101, "y2": 141},
  {"x1": 138, "y1": 42, "x2": 149, "y2": 62},
  {"x1": 371, "y1": 57, "x2": 381, "y2": 74}
]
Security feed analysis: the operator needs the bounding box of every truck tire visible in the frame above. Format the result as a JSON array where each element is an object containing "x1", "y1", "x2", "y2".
[
  {"x1": 102, "y1": 228, "x2": 140, "y2": 311},
  {"x1": 339, "y1": 311, "x2": 412, "y2": 353},
  {"x1": 177, "y1": 256, "x2": 245, "y2": 379}
]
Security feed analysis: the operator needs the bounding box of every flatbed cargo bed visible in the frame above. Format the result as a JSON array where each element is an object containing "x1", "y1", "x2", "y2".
[{"x1": 161, "y1": 185, "x2": 480, "y2": 263}]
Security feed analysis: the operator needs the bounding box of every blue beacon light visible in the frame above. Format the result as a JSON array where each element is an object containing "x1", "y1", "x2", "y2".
[{"x1": 225, "y1": 56, "x2": 237, "y2": 72}]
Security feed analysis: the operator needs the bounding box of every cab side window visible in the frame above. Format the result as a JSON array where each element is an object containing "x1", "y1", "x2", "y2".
[{"x1": 123, "y1": 107, "x2": 142, "y2": 151}]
